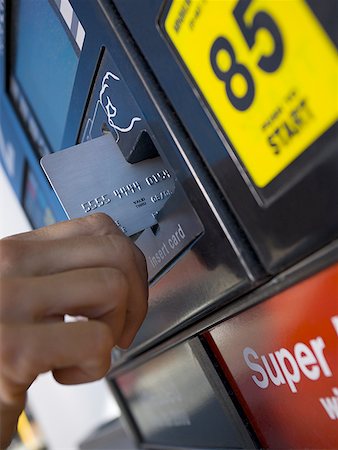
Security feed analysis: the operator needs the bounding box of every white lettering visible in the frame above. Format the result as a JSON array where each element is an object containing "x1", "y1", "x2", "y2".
[
  {"x1": 310, "y1": 337, "x2": 332, "y2": 377},
  {"x1": 243, "y1": 348, "x2": 269, "y2": 389},
  {"x1": 243, "y1": 335, "x2": 333, "y2": 394},
  {"x1": 294, "y1": 342, "x2": 320, "y2": 380},
  {"x1": 261, "y1": 354, "x2": 286, "y2": 387},
  {"x1": 319, "y1": 387, "x2": 338, "y2": 420},
  {"x1": 331, "y1": 315, "x2": 338, "y2": 336},
  {"x1": 275, "y1": 348, "x2": 300, "y2": 393},
  {"x1": 168, "y1": 224, "x2": 186, "y2": 249},
  {"x1": 148, "y1": 224, "x2": 186, "y2": 270},
  {"x1": 177, "y1": 223, "x2": 185, "y2": 239}
]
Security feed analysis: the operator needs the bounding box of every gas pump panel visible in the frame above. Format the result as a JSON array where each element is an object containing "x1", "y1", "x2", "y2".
[
  {"x1": 1, "y1": 0, "x2": 262, "y2": 354},
  {"x1": 1, "y1": 1, "x2": 337, "y2": 449},
  {"x1": 205, "y1": 261, "x2": 338, "y2": 449},
  {"x1": 114, "y1": 0, "x2": 338, "y2": 274}
]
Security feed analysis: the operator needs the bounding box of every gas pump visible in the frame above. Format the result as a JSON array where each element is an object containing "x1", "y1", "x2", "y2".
[{"x1": 0, "y1": 1, "x2": 337, "y2": 448}]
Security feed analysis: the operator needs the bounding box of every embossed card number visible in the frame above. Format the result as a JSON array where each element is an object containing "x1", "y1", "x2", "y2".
[
  {"x1": 81, "y1": 169, "x2": 171, "y2": 213},
  {"x1": 41, "y1": 134, "x2": 175, "y2": 236}
]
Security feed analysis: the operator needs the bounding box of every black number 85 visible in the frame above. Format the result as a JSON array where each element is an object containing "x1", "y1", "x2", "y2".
[{"x1": 210, "y1": 0, "x2": 284, "y2": 111}]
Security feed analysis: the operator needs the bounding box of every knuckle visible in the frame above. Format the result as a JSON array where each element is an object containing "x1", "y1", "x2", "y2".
[
  {"x1": 0, "y1": 378, "x2": 24, "y2": 408},
  {"x1": 86, "y1": 358, "x2": 110, "y2": 381},
  {"x1": 92, "y1": 322, "x2": 114, "y2": 354},
  {"x1": 87, "y1": 324, "x2": 113, "y2": 377},
  {"x1": 0, "y1": 239, "x2": 20, "y2": 274},
  {"x1": 99, "y1": 267, "x2": 129, "y2": 300},
  {"x1": 0, "y1": 325, "x2": 35, "y2": 383},
  {"x1": 18, "y1": 345, "x2": 37, "y2": 381},
  {"x1": 107, "y1": 234, "x2": 134, "y2": 263},
  {"x1": 86, "y1": 358, "x2": 111, "y2": 379},
  {"x1": 84, "y1": 213, "x2": 117, "y2": 235},
  {"x1": 0, "y1": 280, "x2": 18, "y2": 318}
]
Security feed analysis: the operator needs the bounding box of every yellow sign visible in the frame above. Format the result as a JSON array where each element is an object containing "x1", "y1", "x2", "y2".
[{"x1": 163, "y1": 0, "x2": 338, "y2": 187}]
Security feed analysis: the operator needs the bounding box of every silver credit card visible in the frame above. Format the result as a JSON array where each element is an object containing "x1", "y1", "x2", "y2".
[{"x1": 41, "y1": 134, "x2": 175, "y2": 236}]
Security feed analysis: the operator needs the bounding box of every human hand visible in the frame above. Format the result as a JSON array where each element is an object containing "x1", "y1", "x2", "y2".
[{"x1": 0, "y1": 214, "x2": 148, "y2": 448}]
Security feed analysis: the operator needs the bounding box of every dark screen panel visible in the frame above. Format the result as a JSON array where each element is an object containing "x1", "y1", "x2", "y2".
[
  {"x1": 116, "y1": 341, "x2": 255, "y2": 448},
  {"x1": 12, "y1": 0, "x2": 79, "y2": 151}
]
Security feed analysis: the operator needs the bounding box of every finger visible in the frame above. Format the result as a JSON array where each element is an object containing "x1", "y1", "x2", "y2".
[
  {"x1": 1, "y1": 233, "x2": 140, "y2": 278},
  {"x1": 0, "y1": 321, "x2": 114, "y2": 404},
  {"x1": 0, "y1": 269, "x2": 128, "y2": 338},
  {"x1": 117, "y1": 270, "x2": 148, "y2": 348},
  {"x1": 1, "y1": 225, "x2": 148, "y2": 347},
  {"x1": 2, "y1": 213, "x2": 122, "y2": 242},
  {"x1": 1, "y1": 266, "x2": 147, "y2": 348},
  {"x1": 115, "y1": 245, "x2": 148, "y2": 348},
  {"x1": 133, "y1": 244, "x2": 148, "y2": 286}
]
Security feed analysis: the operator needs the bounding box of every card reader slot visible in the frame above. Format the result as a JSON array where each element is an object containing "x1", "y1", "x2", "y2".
[
  {"x1": 127, "y1": 130, "x2": 159, "y2": 163},
  {"x1": 135, "y1": 183, "x2": 204, "y2": 282}
]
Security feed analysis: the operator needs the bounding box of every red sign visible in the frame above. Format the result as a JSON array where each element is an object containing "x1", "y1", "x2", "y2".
[{"x1": 206, "y1": 264, "x2": 338, "y2": 449}]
